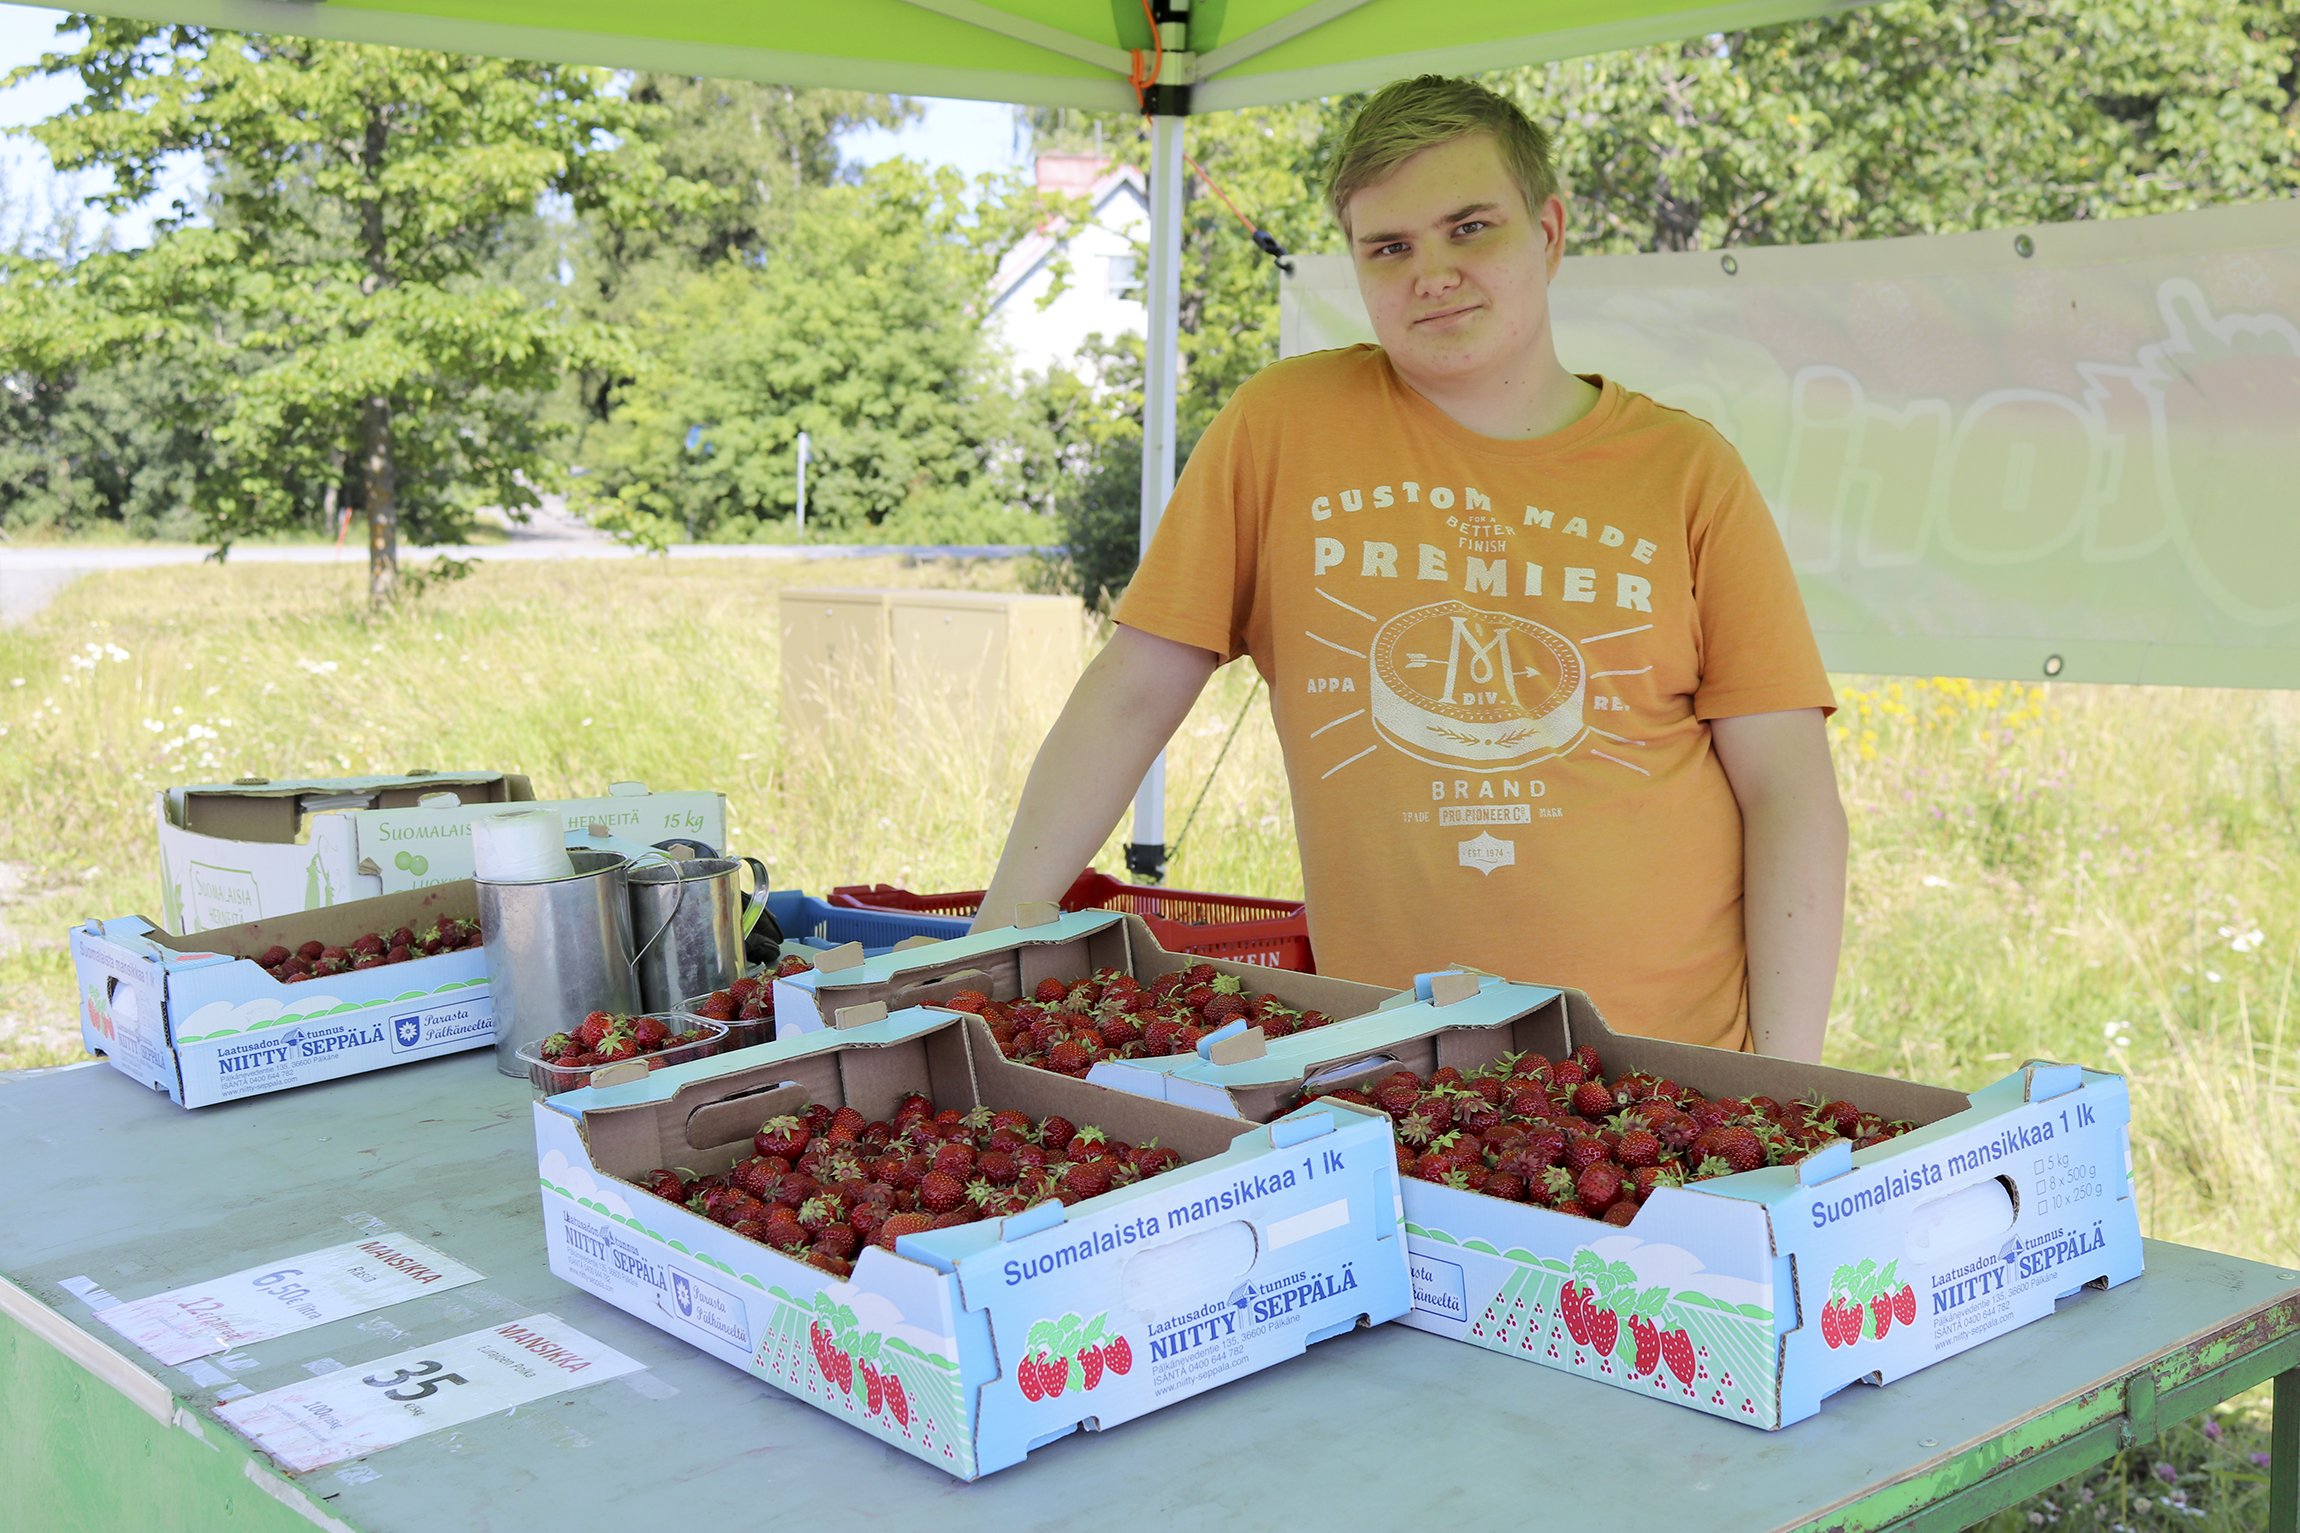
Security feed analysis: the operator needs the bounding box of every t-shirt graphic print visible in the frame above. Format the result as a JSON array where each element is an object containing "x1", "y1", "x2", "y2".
[{"x1": 1117, "y1": 347, "x2": 1833, "y2": 1049}]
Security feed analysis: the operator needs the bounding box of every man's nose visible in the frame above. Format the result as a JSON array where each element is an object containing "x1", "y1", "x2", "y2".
[{"x1": 1411, "y1": 251, "x2": 1462, "y2": 300}]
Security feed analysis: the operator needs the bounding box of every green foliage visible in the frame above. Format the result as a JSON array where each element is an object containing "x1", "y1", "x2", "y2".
[
  {"x1": 573, "y1": 161, "x2": 1068, "y2": 547},
  {"x1": 1509, "y1": 0, "x2": 2300, "y2": 253},
  {"x1": 0, "y1": 22, "x2": 708, "y2": 571},
  {"x1": 0, "y1": 350, "x2": 206, "y2": 537}
]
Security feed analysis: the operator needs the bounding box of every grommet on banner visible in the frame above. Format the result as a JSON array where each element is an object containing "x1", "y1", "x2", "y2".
[
  {"x1": 2044, "y1": 654, "x2": 2064, "y2": 677},
  {"x1": 1720, "y1": 254, "x2": 1738, "y2": 276},
  {"x1": 2015, "y1": 234, "x2": 2036, "y2": 258}
]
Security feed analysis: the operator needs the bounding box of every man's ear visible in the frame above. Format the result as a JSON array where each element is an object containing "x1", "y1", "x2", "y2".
[{"x1": 1541, "y1": 193, "x2": 1570, "y2": 281}]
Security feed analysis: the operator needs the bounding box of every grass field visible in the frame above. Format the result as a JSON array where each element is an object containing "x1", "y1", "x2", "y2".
[{"x1": 0, "y1": 556, "x2": 2289, "y2": 1524}]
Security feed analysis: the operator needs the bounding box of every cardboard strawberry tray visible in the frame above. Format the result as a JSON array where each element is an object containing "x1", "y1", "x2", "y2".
[
  {"x1": 532, "y1": 1005, "x2": 1411, "y2": 1479},
  {"x1": 769, "y1": 908, "x2": 1386, "y2": 1044},
  {"x1": 1109, "y1": 975, "x2": 2144, "y2": 1431},
  {"x1": 69, "y1": 882, "x2": 494, "y2": 1109}
]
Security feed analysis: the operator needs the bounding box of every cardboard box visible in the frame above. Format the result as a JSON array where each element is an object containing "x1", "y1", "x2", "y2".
[
  {"x1": 770, "y1": 908, "x2": 1387, "y2": 1040},
  {"x1": 155, "y1": 773, "x2": 728, "y2": 929},
  {"x1": 71, "y1": 883, "x2": 494, "y2": 1108},
  {"x1": 1117, "y1": 976, "x2": 2144, "y2": 1430},
  {"x1": 534, "y1": 1006, "x2": 1412, "y2": 1479}
]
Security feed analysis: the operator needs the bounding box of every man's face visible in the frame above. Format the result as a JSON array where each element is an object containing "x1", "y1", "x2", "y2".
[{"x1": 1345, "y1": 132, "x2": 1564, "y2": 390}]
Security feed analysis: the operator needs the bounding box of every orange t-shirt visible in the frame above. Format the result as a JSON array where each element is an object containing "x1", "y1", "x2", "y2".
[{"x1": 1114, "y1": 347, "x2": 1835, "y2": 1050}]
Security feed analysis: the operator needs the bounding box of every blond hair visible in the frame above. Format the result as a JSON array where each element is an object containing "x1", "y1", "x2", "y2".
[{"x1": 1325, "y1": 76, "x2": 1558, "y2": 234}]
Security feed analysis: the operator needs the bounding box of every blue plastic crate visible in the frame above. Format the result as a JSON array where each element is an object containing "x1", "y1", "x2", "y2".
[{"x1": 764, "y1": 890, "x2": 969, "y2": 956}]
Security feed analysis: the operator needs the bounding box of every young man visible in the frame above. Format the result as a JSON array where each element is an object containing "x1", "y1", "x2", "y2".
[{"x1": 976, "y1": 77, "x2": 1846, "y2": 1061}]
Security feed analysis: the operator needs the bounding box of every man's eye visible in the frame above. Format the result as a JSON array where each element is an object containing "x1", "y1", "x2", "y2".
[
  {"x1": 1377, "y1": 242, "x2": 1409, "y2": 257},
  {"x1": 1453, "y1": 221, "x2": 1490, "y2": 237}
]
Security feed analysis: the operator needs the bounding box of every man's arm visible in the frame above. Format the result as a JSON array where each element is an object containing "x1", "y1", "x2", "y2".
[
  {"x1": 1711, "y1": 708, "x2": 1847, "y2": 1062},
  {"x1": 971, "y1": 625, "x2": 1220, "y2": 932}
]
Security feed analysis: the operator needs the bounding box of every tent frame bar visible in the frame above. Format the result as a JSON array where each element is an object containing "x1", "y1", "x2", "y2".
[{"x1": 890, "y1": 0, "x2": 1131, "y2": 74}]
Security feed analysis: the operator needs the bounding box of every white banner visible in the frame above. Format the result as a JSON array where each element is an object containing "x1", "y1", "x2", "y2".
[
  {"x1": 216, "y1": 1314, "x2": 641, "y2": 1471},
  {"x1": 1279, "y1": 200, "x2": 2300, "y2": 687},
  {"x1": 98, "y1": 1234, "x2": 483, "y2": 1366}
]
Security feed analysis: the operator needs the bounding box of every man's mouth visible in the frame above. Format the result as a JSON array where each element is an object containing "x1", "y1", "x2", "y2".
[{"x1": 1413, "y1": 302, "x2": 1482, "y2": 328}]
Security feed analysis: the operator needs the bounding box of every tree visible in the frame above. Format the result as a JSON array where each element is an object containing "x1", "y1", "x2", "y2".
[
  {"x1": 574, "y1": 159, "x2": 1065, "y2": 545},
  {"x1": 3, "y1": 22, "x2": 707, "y2": 604},
  {"x1": 1508, "y1": 0, "x2": 2300, "y2": 252}
]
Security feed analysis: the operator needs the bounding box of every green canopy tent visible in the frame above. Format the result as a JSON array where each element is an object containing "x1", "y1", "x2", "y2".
[{"x1": 22, "y1": 0, "x2": 1865, "y2": 870}]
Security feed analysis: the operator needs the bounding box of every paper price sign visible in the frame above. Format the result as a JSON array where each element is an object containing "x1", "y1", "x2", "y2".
[
  {"x1": 98, "y1": 1234, "x2": 483, "y2": 1366},
  {"x1": 217, "y1": 1314, "x2": 641, "y2": 1471}
]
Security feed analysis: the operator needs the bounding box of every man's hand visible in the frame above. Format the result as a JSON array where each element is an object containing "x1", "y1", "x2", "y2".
[
  {"x1": 1712, "y1": 708, "x2": 1847, "y2": 1062},
  {"x1": 971, "y1": 625, "x2": 1220, "y2": 933}
]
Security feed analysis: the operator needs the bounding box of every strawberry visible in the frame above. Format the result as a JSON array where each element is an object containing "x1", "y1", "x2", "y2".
[
  {"x1": 641, "y1": 1169, "x2": 686, "y2": 1202},
  {"x1": 1871, "y1": 1294, "x2": 1894, "y2": 1340},
  {"x1": 1038, "y1": 1116, "x2": 1078, "y2": 1153},
  {"x1": 1821, "y1": 1299, "x2": 1844, "y2": 1348},
  {"x1": 255, "y1": 945, "x2": 291, "y2": 968},
  {"x1": 1712, "y1": 1125, "x2": 1765, "y2": 1173},
  {"x1": 296, "y1": 940, "x2": 326, "y2": 962},
  {"x1": 754, "y1": 1115, "x2": 810, "y2": 1161},
  {"x1": 1078, "y1": 1343, "x2": 1105, "y2": 1390},
  {"x1": 385, "y1": 945, "x2": 415, "y2": 965},
  {"x1": 1569, "y1": 1045, "x2": 1603, "y2": 1077},
  {"x1": 1017, "y1": 1354, "x2": 1044, "y2": 1401},
  {"x1": 1062, "y1": 1159, "x2": 1116, "y2": 1200},
  {"x1": 1588, "y1": 1305, "x2": 1619, "y2": 1357},
  {"x1": 1103, "y1": 1335, "x2": 1133, "y2": 1376},
  {"x1": 945, "y1": 989, "x2": 990, "y2": 1015},
  {"x1": 1570, "y1": 1081, "x2": 1617, "y2": 1120},
  {"x1": 1564, "y1": 1135, "x2": 1613, "y2": 1173},
  {"x1": 631, "y1": 1015, "x2": 670, "y2": 1048},
  {"x1": 1615, "y1": 1128, "x2": 1663, "y2": 1168},
  {"x1": 1046, "y1": 1039, "x2": 1094, "y2": 1075},
  {"x1": 1133, "y1": 1145, "x2": 1183, "y2": 1178},
  {"x1": 576, "y1": 1011, "x2": 614, "y2": 1049},
  {"x1": 1602, "y1": 1201, "x2": 1639, "y2": 1227},
  {"x1": 1034, "y1": 978, "x2": 1070, "y2": 1002},
  {"x1": 918, "y1": 1171, "x2": 967, "y2": 1215},
  {"x1": 1894, "y1": 1283, "x2": 1917, "y2": 1326},
  {"x1": 1040, "y1": 1351, "x2": 1069, "y2": 1399},
  {"x1": 874, "y1": 1211, "x2": 933, "y2": 1250},
  {"x1": 1661, "y1": 1328, "x2": 1697, "y2": 1383},
  {"x1": 861, "y1": 1359, "x2": 884, "y2": 1414}
]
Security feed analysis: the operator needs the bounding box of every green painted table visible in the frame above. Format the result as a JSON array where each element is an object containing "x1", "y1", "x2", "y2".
[{"x1": 3, "y1": 1055, "x2": 2294, "y2": 1533}]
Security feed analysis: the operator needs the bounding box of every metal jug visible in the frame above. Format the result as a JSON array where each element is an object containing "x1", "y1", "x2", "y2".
[
  {"x1": 477, "y1": 848, "x2": 639, "y2": 1077},
  {"x1": 629, "y1": 856, "x2": 767, "y2": 1012}
]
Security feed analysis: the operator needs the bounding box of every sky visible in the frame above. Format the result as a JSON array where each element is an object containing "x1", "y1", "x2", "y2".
[{"x1": 0, "y1": 4, "x2": 1031, "y2": 250}]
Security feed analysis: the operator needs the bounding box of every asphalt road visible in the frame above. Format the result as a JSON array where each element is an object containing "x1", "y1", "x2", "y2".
[{"x1": 0, "y1": 532, "x2": 1049, "y2": 626}]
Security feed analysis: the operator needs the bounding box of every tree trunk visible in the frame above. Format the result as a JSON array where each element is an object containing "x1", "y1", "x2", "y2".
[
  {"x1": 360, "y1": 99, "x2": 397, "y2": 609},
  {"x1": 365, "y1": 394, "x2": 396, "y2": 608}
]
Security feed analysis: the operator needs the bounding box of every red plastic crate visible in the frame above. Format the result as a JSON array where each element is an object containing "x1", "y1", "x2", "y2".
[{"x1": 827, "y1": 870, "x2": 1315, "y2": 971}]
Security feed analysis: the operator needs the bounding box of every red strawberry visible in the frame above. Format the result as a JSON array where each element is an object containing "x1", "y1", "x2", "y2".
[
  {"x1": 754, "y1": 1115, "x2": 810, "y2": 1161},
  {"x1": 1871, "y1": 1294, "x2": 1894, "y2": 1340},
  {"x1": 1038, "y1": 1116, "x2": 1078, "y2": 1153},
  {"x1": 1062, "y1": 1159, "x2": 1116, "y2": 1200},
  {"x1": 1713, "y1": 1126, "x2": 1765, "y2": 1174},
  {"x1": 296, "y1": 940, "x2": 326, "y2": 962},
  {"x1": 1078, "y1": 1343, "x2": 1105, "y2": 1390},
  {"x1": 1661, "y1": 1328, "x2": 1696, "y2": 1383},
  {"x1": 1588, "y1": 1306, "x2": 1619, "y2": 1357},
  {"x1": 1034, "y1": 978, "x2": 1070, "y2": 1002},
  {"x1": 1046, "y1": 1039, "x2": 1094, "y2": 1075},
  {"x1": 1017, "y1": 1354, "x2": 1044, "y2": 1401},
  {"x1": 862, "y1": 1360, "x2": 884, "y2": 1413},
  {"x1": 1040, "y1": 1351, "x2": 1069, "y2": 1398},
  {"x1": 576, "y1": 1011, "x2": 614, "y2": 1049},
  {"x1": 1615, "y1": 1129, "x2": 1663, "y2": 1168},
  {"x1": 1894, "y1": 1283, "x2": 1916, "y2": 1326},
  {"x1": 1570, "y1": 1081, "x2": 1616, "y2": 1120},
  {"x1": 1103, "y1": 1335, "x2": 1133, "y2": 1376},
  {"x1": 1575, "y1": 1162, "x2": 1625, "y2": 1214},
  {"x1": 873, "y1": 1211, "x2": 933, "y2": 1250},
  {"x1": 1821, "y1": 1300, "x2": 1844, "y2": 1349},
  {"x1": 918, "y1": 1171, "x2": 967, "y2": 1215},
  {"x1": 632, "y1": 1015, "x2": 670, "y2": 1048}
]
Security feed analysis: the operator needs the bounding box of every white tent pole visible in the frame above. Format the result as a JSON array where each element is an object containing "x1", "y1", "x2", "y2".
[{"x1": 1127, "y1": 110, "x2": 1187, "y2": 884}]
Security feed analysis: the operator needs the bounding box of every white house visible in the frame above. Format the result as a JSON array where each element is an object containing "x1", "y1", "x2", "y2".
[{"x1": 989, "y1": 155, "x2": 1148, "y2": 377}]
